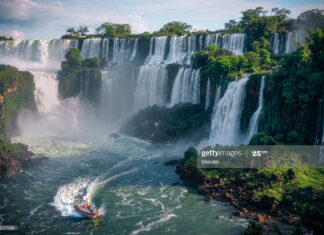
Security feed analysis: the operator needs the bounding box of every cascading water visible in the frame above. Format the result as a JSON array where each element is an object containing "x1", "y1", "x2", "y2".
[
  {"x1": 273, "y1": 33, "x2": 280, "y2": 55},
  {"x1": 209, "y1": 75, "x2": 249, "y2": 145},
  {"x1": 169, "y1": 68, "x2": 201, "y2": 106},
  {"x1": 134, "y1": 64, "x2": 169, "y2": 111},
  {"x1": 205, "y1": 78, "x2": 211, "y2": 110},
  {"x1": 0, "y1": 33, "x2": 247, "y2": 126},
  {"x1": 17, "y1": 71, "x2": 82, "y2": 139},
  {"x1": 0, "y1": 34, "x2": 252, "y2": 234},
  {"x1": 146, "y1": 36, "x2": 168, "y2": 64},
  {"x1": 222, "y1": 33, "x2": 245, "y2": 56},
  {"x1": 244, "y1": 75, "x2": 266, "y2": 144},
  {"x1": 80, "y1": 38, "x2": 101, "y2": 58},
  {"x1": 0, "y1": 39, "x2": 78, "y2": 69}
]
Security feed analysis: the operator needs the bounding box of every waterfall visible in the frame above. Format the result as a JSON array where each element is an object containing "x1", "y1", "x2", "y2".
[
  {"x1": 33, "y1": 72, "x2": 60, "y2": 114},
  {"x1": 146, "y1": 36, "x2": 168, "y2": 64},
  {"x1": 169, "y1": 68, "x2": 200, "y2": 106},
  {"x1": 167, "y1": 35, "x2": 197, "y2": 65},
  {"x1": 131, "y1": 38, "x2": 139, "y2": 61},
  {"x1": 222, "y1": 33, "x2": 245, "y2": 55},
  {"x1": 273, "y1": 33, "x2": 280, "y2": 55},
  {"x1": 80, "y1": 38, "x2": 101, "y2": 58},
  {"x1": 245, "y1": 75, "x2": 266, "y2": 143},
  {"x1": 284, "y1": 32, "x2": 293, "y2": 54},
  {"x1": 209, "y1": 75, "x2": 249, "y2": 145},
  {"x1": 17, "y1": 71, "x2": 82, "y2": 138},
  {"x1": 112, "y1": 38, "x2": 134, "y2": 63},
  {"x1": 134, "y1": 64, "x2": 168, "y2": 111},
  {"x1": 0, "y1": 39, "x2": 78, "y2": 69},
  {"x1": 205, "y1": 78, "x2": 211, "y2": 110},
  {"x1": 204, "y1": 34, "x2": 221, "y2": 49},
  {"x1": 0, "y1": 33, "x2": 247, "y2": 126}
]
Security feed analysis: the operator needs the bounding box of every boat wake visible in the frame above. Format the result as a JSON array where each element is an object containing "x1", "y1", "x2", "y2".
[
  {"x1": 52, "y1": 177, "x2": 92, "y2": 217},
  {"x1": 52, "y1": 168, "x2": 138, "y2": 217}
]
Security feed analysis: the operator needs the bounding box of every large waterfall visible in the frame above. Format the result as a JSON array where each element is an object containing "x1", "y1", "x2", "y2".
[
  {"x1": 1, "y1": 33, "x2": 249, "y2": 143},
  {"x1": 209, "y1": 75, "x2": 249, "y2": 145},
  {"x1": 244, "y1": 75, "x2": 266, "y2": 144}
]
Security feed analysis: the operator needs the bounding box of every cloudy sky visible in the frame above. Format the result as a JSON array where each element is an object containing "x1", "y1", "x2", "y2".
[{"x1": 0, "y1": 0, "x2": 323, "y2": 39}]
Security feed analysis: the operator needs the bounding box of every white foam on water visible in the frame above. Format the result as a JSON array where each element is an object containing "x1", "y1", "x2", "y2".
[{"x1": 52, "y1": 177, "x2": 92, "y2": 217}]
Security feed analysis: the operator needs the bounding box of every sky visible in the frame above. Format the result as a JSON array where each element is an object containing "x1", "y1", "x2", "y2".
[{"x1": 0, "y1": 0, "x2": 323, "y2": 39}]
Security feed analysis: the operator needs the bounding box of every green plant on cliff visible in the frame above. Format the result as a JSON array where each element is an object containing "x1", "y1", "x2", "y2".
[
  {"x1": 0, "y1": 65, "x2": 36, "y2": 137},
  {"x1": 95, "y1": 22, "x2": 131, "y2": 38},
  {"x1": 178, "y1": 147, "x2": 324, "y2": 233},
  {"x1": 121, "y1": 104, "x2": 211, "y2": 143},
  {"x1": 258, "y1": 27, "x2": 324, "y2": 144},
  {"x1": 58, "y1": 48, "x2": 104, "y2": 102},
  {"x1": 154, "y1": 21, "x2": 192, "y2": 36}
]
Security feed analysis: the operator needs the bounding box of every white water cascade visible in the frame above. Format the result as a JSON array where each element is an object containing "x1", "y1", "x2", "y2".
[
  {"x1": 134, "y1": 64, "x2": 169, "y2": 111},
  {"x1": 169, "y1": 68, "x2": 201, "y2": 106},
  {"x1": 209, "y1": 75, "x2": 249, "y2": 145},
  {"x1": 146, "y1": 36, "x2": 168, "y2": 64},
  {"x1": 0, "y1": 39, "x2": 78, "y2": 70},
  {"x1": 245, "y1": 75, "x2": 266, "y2": 144},
  {"x1": 205, "y1": 78, "x2": 211, "y2": 110},
  {"x1": 273, "y1": 33, "x2": 280, "y2": 55}
]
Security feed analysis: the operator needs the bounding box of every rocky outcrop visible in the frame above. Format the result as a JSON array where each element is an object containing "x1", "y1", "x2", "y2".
[
  {"x1": 0, "y1": 65, "x2": 45, "y2": 179},
  {"x1": 121, "y1": 104, "x2": 212, "y2": 143},
  {"x1": 0, "y1": 137, "x2": 47, "y2": 179},
  {"x1": 176, "y1": 147, "x2": 324, "y2": 234},
  {"x1": 57, "y1": 48, "x2": 104, "y2": 102},
  {"x1": 0, "y1": 65, "x2": 36, "y2": 137}
]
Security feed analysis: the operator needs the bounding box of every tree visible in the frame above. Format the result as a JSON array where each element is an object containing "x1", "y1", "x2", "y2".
[
  {"x1": 240, "y1": 7, "x2": 267, "y2": 28},
  {"x1": 155, "y1": 21, "x2": 192, "y2": 36},
  {"x1": 271, "y1": 8, "x2": 291, "y2": 21},
  {"x1": 244, "y1": 51, "x2": 260, "y2": 72},
  {"x1": 78, "y1": 26, "x2": 89, "y2": 36},
  {"x1": 65, "y1": 48, "x2": 83, "y2": 68},
  {"x1": 206, "y1": 44, "x2": 218, "y2": 57},
  {"x1": 66, "y1": 27, "x2": 76, "y2": 35},
  {"x1": 225, "y1": 19, "x2": 242, "y2": 33},
  {"x1": 96, "y1": 22, "x2": 131, "y2": 38}
]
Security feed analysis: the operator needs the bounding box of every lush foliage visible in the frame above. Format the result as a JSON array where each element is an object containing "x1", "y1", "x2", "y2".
[
  {"x1": 0, "y1": 35, "x2": 13, "y2": 41},
  {"x1": 58, "y1": 49, "x2": 104, "y2": 101},
  {"x1": 121, "y1": 104, "x2": 211, "y2": 142},
  {"x1": 179, "y1": 147, "x2": 324, "y2": 233},
  {"x1": 154, "y1": 21, "x2": 192, "y2": 36},
  {"x1": 95, "y1": 22, "x2": 131, "y2": 38},
  {"x1": 259, "y1": 27, "x2": 324, "y2": 144},
  {"x1": 0, "y1": 65, "x2": 36, "y2": 137}
]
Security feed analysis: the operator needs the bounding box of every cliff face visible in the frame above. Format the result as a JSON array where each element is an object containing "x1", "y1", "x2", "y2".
[
  {"x1": 120, "y1": 104, "x2": 212, "y2": 143},
  {"x1": 0, "y1": 65, "x2": 39, "y2": 178},
  {"x1": 57, "y1": 49, "x2": 104, "y2": 103},
  {"x1": 176, "y1": 148, "x2": 324, "y2": 234},
  {"x1": 0, "y1": 65, "x2": 36, "y2": 137}
]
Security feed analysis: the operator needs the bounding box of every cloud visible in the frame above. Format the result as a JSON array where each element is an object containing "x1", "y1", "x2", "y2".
[
  {"x1": 0, "y1": 0, "x2": 149, "y2": 38},
  {"x1": 0, "y1": 29, "x2": 25, "y2": 39},
  {"x1": 0, "y1": 0, "x2": 322, "y2": 39}
]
